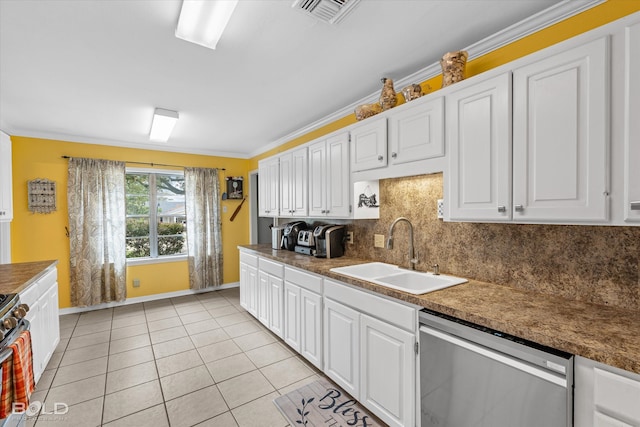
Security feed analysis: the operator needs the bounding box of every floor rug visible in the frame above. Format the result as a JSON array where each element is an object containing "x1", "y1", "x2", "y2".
[{"x1": 273, "y1": 377, "x2": 386, "y2": 427}]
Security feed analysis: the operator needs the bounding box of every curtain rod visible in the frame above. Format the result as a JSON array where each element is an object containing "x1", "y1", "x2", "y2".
[{"x1": 61, "y1": 156, "x2": 225, "y2": 171}]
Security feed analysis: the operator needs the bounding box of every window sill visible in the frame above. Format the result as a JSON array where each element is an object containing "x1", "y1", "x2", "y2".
[{"x1": 126, "y1": 255, "x2": 188, "y2": 266}]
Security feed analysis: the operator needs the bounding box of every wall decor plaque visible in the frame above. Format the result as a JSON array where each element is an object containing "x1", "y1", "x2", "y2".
[{"x1": 28, "y1": 178, "x2": 57, "y2": 214}]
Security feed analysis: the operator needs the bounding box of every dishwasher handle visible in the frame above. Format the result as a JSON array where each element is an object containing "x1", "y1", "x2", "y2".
[{"x1": 419, "y1": 325, "x2": 567, "y2": 388}]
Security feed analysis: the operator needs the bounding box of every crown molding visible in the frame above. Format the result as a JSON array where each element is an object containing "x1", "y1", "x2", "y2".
[
  {"x1": 250, "y1": 0, "x2": 605, "y2": 158},
  {"x1": 8, "y1": 128, "x2": 251, "y2": 159}
]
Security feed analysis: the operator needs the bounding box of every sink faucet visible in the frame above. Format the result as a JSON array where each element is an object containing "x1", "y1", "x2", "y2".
[{"x1": 387, "y1": 217, "x2": 418, "y2": 270}]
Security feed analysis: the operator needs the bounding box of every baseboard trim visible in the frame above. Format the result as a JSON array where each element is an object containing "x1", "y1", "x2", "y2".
[{"x1": 59, "y1": 282, "x2": 240, "y2": 315}]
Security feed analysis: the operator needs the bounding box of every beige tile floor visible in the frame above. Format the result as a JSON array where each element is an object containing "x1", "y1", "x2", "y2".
[{"x1": 28, "y1": 288, "x2": 324, "y2": 427}]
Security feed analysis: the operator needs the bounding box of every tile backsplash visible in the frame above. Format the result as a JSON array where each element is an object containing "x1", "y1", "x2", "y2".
[{"x1": 346, "y1": 173, "x2": 640, "y2": 311}]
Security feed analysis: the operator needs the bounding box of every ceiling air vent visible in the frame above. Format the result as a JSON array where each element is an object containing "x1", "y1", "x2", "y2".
[{"x1": 292, "y1": 0, "x2": 361, "y2": 24}]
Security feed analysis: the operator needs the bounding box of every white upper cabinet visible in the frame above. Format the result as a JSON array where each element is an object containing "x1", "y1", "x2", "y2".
[
  {"x1": 350, "y1": 116, "x2": 387, "y2": 172},
  {"x1": 625, "y1": 22, "x2": 640, "y2": 223},
  {"x1": 448, "y1": 73, "x2": 513, "y2": 221},
  {"x1": 309, "y1": 132, "x2": 351, "y2": 218},
  {"x1": 512, "y1": 37, "x2": 610, "y2": 222},
  {"x1": 0, "y1": 131, "x2": 13, "y2": 221},
  {"x1": 279, "y1": 147, "x2": 308, "y2": 217},
  {"x1": 389, "y1": 96, "x2": 444, "y2": 165},
  {"x1": 258, "y1": 156, "x2": 279, "y2": 217}
]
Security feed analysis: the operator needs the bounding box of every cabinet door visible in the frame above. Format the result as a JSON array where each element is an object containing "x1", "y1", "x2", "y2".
[
  {"x1": 625, "y1": 23, "x2": 640, "y2": 222},
  {"x1": 291, "y1": 147, "x2": 308, "y2": 216},
  {"x1": 308, "y1": 140, "x2": 327, "y2": 217},
  {"x1": 247, "y1": 265, "x2": 258, "y2": 317},
  {"x1": 326, "y1": 132, "x2": 351, "y2": 217},
  {"x1": 575, "y1": 356, "x2": 640, "y2": 426},
  {"x1": 266, "y1": 157, "x2": 280, "y2": 216},
  {"x1": 279, "y1": 152, "x2": 293, "y2": 217},
  {"x1": 25, "y1": 297, "x2": 44, "y2": 381},
  {"x1": 448, "y1": 73, "x2": 512, "y2": 221},
  {"x1": 41, "y1": 282, "x2": 60, "y2": 371},
  {"x1": 239, "y1": 262, "x2": 249, "y2": 310},
  {"x1": 283, "y1": 281, "x2": 301, "y2": 352},
  {"x1": 268, "y1": 275, "x2": 284, "y2": 338},
  {"x1": 0, "y1": 132, "x2": 13, "y2": 221},
  {"x1": 257, "y1": 272, "x2": 270, "y2": 326},
  {"x1": 258, "y1": 160, "x2": 271, "y2": 217},
  {"x1": 300, "y1": 289, "x2": 322, "y2": 369},
  {"x1": 513, "y1": 37, "x2": 609, "y2": 222},
  {"x1": 389, "y1": 97, "x2": 444, "y2": 165},
  {"x1": 350, "y1": 117, "x2": 387, "y2": 172},
  {"x1": 360, "y1": 314, "x2": 415, "y2": 427},
  {"x1": 324, "y1": 298, "x2": 359, "y2": 398}
]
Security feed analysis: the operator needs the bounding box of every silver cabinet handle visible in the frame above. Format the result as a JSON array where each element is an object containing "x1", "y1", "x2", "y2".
[
  {"x1": 497, "y1": 206, "x2": 506, "y2": 213},
  {"x1": 378, "y1": 155, "x2": 384, "y2": 161},
  {"x1": 514, "y1": 205, "x2": 524, "y2": 212},
  {"x1": 391, "y1": 152, "x2": 397, "y2": 158},
  {"x1": 326, "y1": 210, "x2": 330, "y2": 214},
  {"x1": 631, "y1": 201, "x2": 640, "y2": 211},
  {"x1": 321, "y1": 210, "x2": 326, "y2": 214}
]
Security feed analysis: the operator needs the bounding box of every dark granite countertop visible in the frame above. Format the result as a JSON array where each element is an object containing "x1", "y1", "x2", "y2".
[
  {"x1": 239, "y1": 244, "x2": 640, "y2": 375},
  {"x1": 0, "y1": 260, "x2": 58, "y2": 295}
]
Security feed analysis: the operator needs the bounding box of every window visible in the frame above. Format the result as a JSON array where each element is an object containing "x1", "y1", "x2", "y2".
[{"x1": 125, "y1": 171, "x2": 186, "y2": 259}]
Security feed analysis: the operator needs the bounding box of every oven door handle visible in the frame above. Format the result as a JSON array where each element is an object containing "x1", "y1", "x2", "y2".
[
  {"x1": 0, "y1": 319, "x2": 31, "y2": 365},
  {"x1": 419, "y1": 325, "x2": 567, "y2": 388}
]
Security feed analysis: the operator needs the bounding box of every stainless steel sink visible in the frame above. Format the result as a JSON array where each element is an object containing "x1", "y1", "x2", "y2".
[{"x1": 330, "y1": 262, "x2": 467, "y2": 295}]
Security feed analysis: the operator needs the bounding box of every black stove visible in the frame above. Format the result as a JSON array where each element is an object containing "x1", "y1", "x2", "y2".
[{"x1": 0, "y1": 294, "x2": 28, "y2": 347}]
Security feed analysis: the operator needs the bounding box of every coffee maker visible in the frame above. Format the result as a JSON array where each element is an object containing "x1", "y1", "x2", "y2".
[
  {"x1": 313, "y1": 225, "x2": 345, "y2": 258},
  {"x1": 281, "y1": 221, "x2": 307, "y2": 251}
]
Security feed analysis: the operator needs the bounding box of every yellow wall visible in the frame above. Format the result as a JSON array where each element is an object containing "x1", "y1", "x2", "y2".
[
  {"x1": 248, "y1": 0, "x2": 640, "y2": 170},
  {"x1": 11, "y1": 137, "x2": 249, "y2": 308},
  {"x1": 10, "y1": 0, "x2": 640, "y2": 310}
]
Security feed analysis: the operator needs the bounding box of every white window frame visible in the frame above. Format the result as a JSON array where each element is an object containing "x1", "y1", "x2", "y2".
[{"x1": 125, "y1": 167, "x2": 187, "y2": 265}]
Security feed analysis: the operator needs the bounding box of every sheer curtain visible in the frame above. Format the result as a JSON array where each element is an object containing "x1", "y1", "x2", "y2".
[
  {"x1": 184, "y1": 167, "x2": 223, "y2": 290},
  {"x1": 67, "y1": 158, "x2": 126, "y2": 307}
]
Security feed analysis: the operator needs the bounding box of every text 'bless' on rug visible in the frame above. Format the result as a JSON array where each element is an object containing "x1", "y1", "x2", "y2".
[{"x1": 273, "y1": 377, "x2": 386, "y2": 427}]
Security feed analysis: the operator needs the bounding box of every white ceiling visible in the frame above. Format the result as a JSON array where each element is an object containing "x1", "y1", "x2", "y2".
[{"x1": 1, "y1": 0, "x2": 582, "y2": 158}]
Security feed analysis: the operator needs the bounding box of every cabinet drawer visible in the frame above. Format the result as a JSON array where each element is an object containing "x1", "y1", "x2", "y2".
[
  {"x1": 259, "y1": 258, "x2": 284, "y2": 278},
  {"x1": 324, "y1": 279, "x2": 416, "y2": 332},
  {"x1": 285, "y1": 266, "x2": 322, "y2": 294},
  {"x1": 19, "y1": 267, "x2": 57, "y2": 308},
  {"x1": 594, "y1": 367, "x2": 640, "y2": 421},
  {"x1": 240, "y1": 251, "x2": 258, "y2": 268}
]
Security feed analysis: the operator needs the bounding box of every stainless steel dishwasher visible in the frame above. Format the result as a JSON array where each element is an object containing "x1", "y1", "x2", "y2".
[{"x1": 419, "y1": 309, "x2": 574, "y2": 427}]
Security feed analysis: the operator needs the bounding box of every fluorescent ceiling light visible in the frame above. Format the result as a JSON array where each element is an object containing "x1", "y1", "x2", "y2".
[
  {"x1": 176, "y1": 0, "x2": 239, "y2": 50},
  {"x1": 149, "y1": 108, "x2": 179, "y2": 142}
]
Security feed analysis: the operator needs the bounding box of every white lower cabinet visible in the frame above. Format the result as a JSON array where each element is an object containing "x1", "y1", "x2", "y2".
[
  {"x1": 324, "y1": 278, "x2": 417, "y2": 427},
  {"x1": 283, "y1": 281, "x2": 301, "y2": 353},
  {"x1": 257, "y1": 272, "x2": 270, "y2": 326},
  {"x1": 284, "y1": 266, "x2": 323, "y2": 369},
  {"x1": 257, "y1": 258, "x2": 284, "y2": 337},
  {"x1": 19, "y1": 266, "x2": 60, "y2": 383},
  {"x1": 300, "y1": 288, "x2": 322, "y2": 369},
  {"x1": 360, "y1": 314, "x2": 415, "y2": 427},
  {"x1": 575, "y1": 356, "x2": 640, "y2": 427},
  {"x1": 324, "y1": 298, "x2": 360, "y2": 398},
  {"x1": 239, "y1": 252, "x2": 258, "y2": 317},
  {"x1": 239, "y1": 250, "x2": 419, "y2": 427}
]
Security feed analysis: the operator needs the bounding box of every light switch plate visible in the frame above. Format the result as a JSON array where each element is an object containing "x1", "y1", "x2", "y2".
[
  {"x1": 437, "y1": 199, "x2": 444, "y2": 219},
  {"x1": 374, "y1": 234, "x2": 385, "y2": 248}
]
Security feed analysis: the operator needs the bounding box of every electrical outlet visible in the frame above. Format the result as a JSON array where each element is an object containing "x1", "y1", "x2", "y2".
[
  {"x1": 374, "y1": 234, "x2": 385, "y2": 248},
  {"x1": 437, "y1": 199, "x2": 444, "y2": 219},
  {"x1": 133, "y1": 279, "x2": 140, "y2": 288},
  {"x1": 223, "y1": 206, "x2": 228, "y2": 213},
  {"x1": 346, "y1": 231, "x2": 354, "y2": 244}
]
